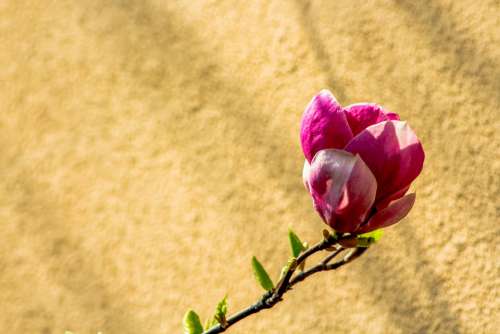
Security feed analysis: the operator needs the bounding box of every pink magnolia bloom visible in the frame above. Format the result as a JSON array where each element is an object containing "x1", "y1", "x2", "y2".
[{"x1": 301, "y1": 90, "x2": 424, "y2": 233}]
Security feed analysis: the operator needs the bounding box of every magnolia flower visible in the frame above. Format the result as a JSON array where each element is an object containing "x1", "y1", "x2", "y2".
[{"x1": 301, "y1": 90, "x2": 424, "y2": 233}]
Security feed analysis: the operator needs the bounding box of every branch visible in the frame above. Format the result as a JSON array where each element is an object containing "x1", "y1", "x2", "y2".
[
  {"x1": 289, "y1": 247, "x2": 367, "y2": 287},
  {"x1": 203, "y1": 234, "x2": 366, "y2": 334}
]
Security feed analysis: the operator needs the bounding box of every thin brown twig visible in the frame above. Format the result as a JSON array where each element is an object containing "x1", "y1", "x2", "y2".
[
  {"x1": 289, "y1": 247, "x2": 367, "y2": 287},
  {"x1": 203, "y1": 235, "x2": 366, "y2": 334}
]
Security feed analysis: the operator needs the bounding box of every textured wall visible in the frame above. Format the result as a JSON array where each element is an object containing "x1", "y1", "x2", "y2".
[{"x1": 0, "y1": 1, "x2": 498, "y2": 333}]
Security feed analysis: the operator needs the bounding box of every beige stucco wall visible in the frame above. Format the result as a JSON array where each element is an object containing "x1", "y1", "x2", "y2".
[{"x1": 1, "y1": 1, "x2": 498, "y2": 333}]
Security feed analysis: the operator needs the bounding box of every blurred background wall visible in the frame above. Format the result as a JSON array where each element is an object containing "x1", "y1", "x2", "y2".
[{"x1": 0, "y1": 1, "x2": 498, "y2": 333}]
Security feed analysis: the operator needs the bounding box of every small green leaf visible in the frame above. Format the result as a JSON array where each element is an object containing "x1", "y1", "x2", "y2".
[
  {"x1": 288, "y1": 229, "x2": 306, "y2": 257},
  {"x1": 215, "y1": 295, "x2": 228, "y2": 318},
  {"x1": 356, "y1": 238, "x2": 371, "y2": 247},
  {"x1": 183, "y1": 309, "x2": 203, "y2": 334},
  {"x1": 214, "y1": 295, "x2": 228, "y2": 326},
  {"x1": 251, "y1": 256, "x2": 274, "y2": 291},
  {"x1": 359, "y1": 229, "x2": 383, "y2": 241},
  {"x1": 279, "y1": 265, "x2": 288, "y2": 281},
  {"x1": 322, "y1": 229, "x2": 338, "y2": 242},
  {"x1": 204, "y1": 296, "x2": 229, "y2": 330},
  {"x1": 278, "y1": 257, "x2": 297, "y2": 280},
  {"x1": 205, "y1": 318, "x2": 218, "y2": 331},
  {"x1": 357, "y1": 229, "x2": 384, "y2": 247}
]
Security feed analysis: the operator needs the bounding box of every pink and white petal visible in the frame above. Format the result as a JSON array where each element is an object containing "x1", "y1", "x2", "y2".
[
  {"x1": 332, "y1": 153, "x2": 379, "y2": 232},
  {"x1": 356, "y1": 193, "x2": 416, "y2": 233},
  {"x1": 307, "y1": 149, "x2": 377, "y2": 233},
  {"x1": 343, "y1": 103, "x2": 400, "y2": 136},
  {"x1": 385, "y1": 112, "x2": 400, "y2": 121},
  {"x1": 375, "y1": 185, "x2": 410, "y2": 210},
  {"x1": 302, "y1": 159, "x2": 311, "y2": 192},
  {"x1": 300, "y1": 90, "x2": 353, "y2": 162},
  {"x1": 344, "y1": 120, "x2": 424, "y2": 202}
]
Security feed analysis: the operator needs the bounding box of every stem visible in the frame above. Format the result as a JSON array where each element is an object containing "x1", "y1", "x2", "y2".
[
  {"x1": 203, "y1": 235, "x2": 367, "y2": 334},
  {"x1": 289, "y1": 247, "x2": 366, "y2": 287}
]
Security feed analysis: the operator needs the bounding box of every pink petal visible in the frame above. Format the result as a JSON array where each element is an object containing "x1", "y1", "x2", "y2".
[
  {"x1": 344, "y1": 120, "x2": 424, "y2": 204},
  {"x1": 306, "y1": 149, "x2": 377, "y2": 233},
  {"x1": 302, "y1": 160, "x2": 311, "y2": 192},
  {"x1": 343, "y1": 103, "x2": 400, "y2": 136},
  {"x1": 385, "y1": 112, "x2": 400, "y2": 121},
  {"x1": 376, "y1": 185, "x2": 410, "y2": 210},
  {"x1": 356, "y1": 193, "x2": 416, "y2": 233},
  {"x1": 300, "y1": 90, "x2": 353, "y2": 162}
]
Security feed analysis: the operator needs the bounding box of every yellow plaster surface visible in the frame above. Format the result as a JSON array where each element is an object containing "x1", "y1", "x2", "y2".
[{"x1": 0, "y1": 1, "x2": 498, "y2": 333}]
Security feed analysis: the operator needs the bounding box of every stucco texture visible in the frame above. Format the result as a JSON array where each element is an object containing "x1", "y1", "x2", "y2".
[{"x1": 0, "y1": 0, "x2": 498, "y2": 333}]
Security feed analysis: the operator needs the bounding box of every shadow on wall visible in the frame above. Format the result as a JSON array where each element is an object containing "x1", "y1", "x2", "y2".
[
  {"x1": 292, "y1": 0, "x2": 348, "y2": 103},
  {"x1": 394, "y1": 0, "x2": 500, "y2": 105},
  {"x1": 362, "y1": 222, "x2": 461, "y2": 333},
  {"x1": 99, "y1": 0, "x2": 302, "y2": 194},
  {"x1": 25, "y1": 1, "x2": 305, "y2": 331},
  {"x1": 25, "y1": 0, "x2": 493, "y2": 331},
  {"x1": 79, "y1": 0, "x2": 472, "y2": 332},
  {"x1": 292, "y1": 0, "x2": 461, "y2": 332}
]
